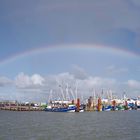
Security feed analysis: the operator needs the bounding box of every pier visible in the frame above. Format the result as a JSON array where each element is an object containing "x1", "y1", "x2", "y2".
[{"x1": 0, "y1": 101, "x2": 45, "y2": 111}]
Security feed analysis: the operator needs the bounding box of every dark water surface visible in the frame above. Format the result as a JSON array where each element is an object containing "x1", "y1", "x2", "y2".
[{"x1": 0, "y1": 110, "x2": 140, "y2": 140}]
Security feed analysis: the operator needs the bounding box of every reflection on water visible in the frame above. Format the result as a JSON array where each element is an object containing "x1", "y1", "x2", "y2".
[{"x1": 0, "y1": 110, "x2": 140, "y2": 140}]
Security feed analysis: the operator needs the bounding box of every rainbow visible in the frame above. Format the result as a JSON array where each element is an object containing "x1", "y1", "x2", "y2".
[{"x1": 0, "y1": 44, "x2": 139, "y2": 65}]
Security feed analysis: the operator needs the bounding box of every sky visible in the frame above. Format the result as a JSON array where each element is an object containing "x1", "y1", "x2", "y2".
[{"x1": 0, "y1": 0, "x2": 140, "y2": 102}]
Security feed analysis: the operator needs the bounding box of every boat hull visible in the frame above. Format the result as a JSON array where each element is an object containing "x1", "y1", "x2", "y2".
[
  {"x1": 44, "y1": 105, "x2": 77, "y2": 112},
  {"x1": 44, "y1": 108, "x2": 76, "y2": 112}
]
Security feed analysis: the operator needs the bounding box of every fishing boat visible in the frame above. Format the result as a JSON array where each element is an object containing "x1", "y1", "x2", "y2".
[
  {"x1": 104, "y1": 105, "x2": 112, "y2": 111},
  {"x1": 44, "y1": 98, "x2": 85, "y2": 112},
  {"x1": 44, "y1": 103, "x2": 77, "y2": 112}
]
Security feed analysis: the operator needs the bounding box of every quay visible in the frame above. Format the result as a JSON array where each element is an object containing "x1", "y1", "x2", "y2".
[{"x1": 0, "y1": 101, "x2": 45, "y2": 111}]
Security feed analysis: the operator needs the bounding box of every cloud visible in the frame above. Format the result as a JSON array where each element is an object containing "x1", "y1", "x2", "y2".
[
  {"x1": 127, "y1": 80, "x2": 140, "y2": 89},
  {"x1": 2, "y1": 0, "x2": 140, "y2": 52},
  {"x1": 130, "y1": 0, "x2": 140, "y2": 7},
  {"x1": 1, "y1": 71, "x2": 140, "y2": 101},
  {"x1": 0, "y1": 76, "x2": 12, "y2": 87},
  {"x1": 87, "y1": 76, "x2": 116, "y2": 87},
  {"x1": 70, "y1": 65, "x2": 88, "y2": 80},
  {"x1": 14, "y1": 71, "x2": 117, "y2": 96},
  {"x1": 15, "y1": 72, "x2": 45, "y2": 88},
  {"x1": 106, "y1": 65, "x2": 128, "y2": 75},
  {"x1": 44, "y1": 72, "x2": 117, "y2": 97}
]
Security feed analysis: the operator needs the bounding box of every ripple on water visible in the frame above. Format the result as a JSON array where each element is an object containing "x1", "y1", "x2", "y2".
[{"x1": 0, "y1": 110, "x2": 140, "y2": 140}]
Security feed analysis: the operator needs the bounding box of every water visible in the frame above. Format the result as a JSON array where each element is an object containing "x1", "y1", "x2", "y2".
[{"x1": 0, "y1": 110, "x2": 140, "y2": 140}]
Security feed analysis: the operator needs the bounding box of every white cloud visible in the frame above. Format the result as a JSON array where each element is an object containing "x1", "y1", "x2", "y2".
[
  {"x1": 15, "y1": 72, "x2": 45, "y2": 88},
  {"x1": 0, "y1": 76, "x2": 12, "y2": 87},
  {"x1": 1, "y1": 71, "x2": 140, "y2": 101},
  {"x1": 127, "y1": 80, "x2": 140, "y2": 89},
  {"x1": 106, "y1": 65, "x2": 128, "y2": 75},
  {"x1": 31, "y1": 74, "x2": 44, "y2": 85},
  {"x1": 70, "y1": 65, "x2": 88, "y2": 80},
  {"x1": 44, "y1": 72, "x2": 117, "y2": 95},
  {"x1": 13, "y1": 71, "x2": 119, "y2": 96},
  {"x1": 87, "y1": 76, "x2": 116, "y2": 87}
]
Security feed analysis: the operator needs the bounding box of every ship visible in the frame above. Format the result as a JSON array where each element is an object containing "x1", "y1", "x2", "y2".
[
  {"x1": 44, "y1": 103, "x2": 77, "y2": 112},
  {"x1": 44, "y1": 100, "x2": 84, "y2": 112}
]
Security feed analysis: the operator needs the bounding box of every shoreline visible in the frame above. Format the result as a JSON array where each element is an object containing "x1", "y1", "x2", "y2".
[{"x1": 0, "y1": 106, "x2": 44, "y2": 111}]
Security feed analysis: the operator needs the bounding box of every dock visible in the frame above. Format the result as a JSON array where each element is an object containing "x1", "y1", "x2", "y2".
[{"x1": 0, "y1": 101, "x2": 45, "y2": 111}]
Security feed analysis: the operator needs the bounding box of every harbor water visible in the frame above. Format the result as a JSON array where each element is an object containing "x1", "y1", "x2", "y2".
[{"x1": 0, "y1": 110, "x2": 140, "y2": 140}]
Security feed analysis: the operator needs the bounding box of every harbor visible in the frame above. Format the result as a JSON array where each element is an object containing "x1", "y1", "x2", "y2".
[{"x1": 1, "y1": 95, "x2": 140, "y2": 112}]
